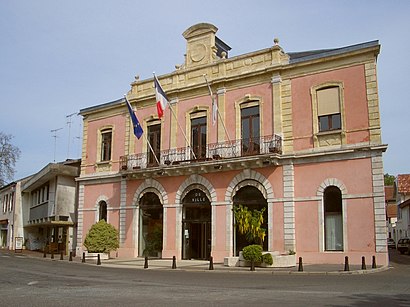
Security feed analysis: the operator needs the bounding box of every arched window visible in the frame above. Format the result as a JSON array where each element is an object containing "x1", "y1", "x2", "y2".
[
  {"x1": 99, "y1": 201, "x2": 107, "y2": 221},
  {"x1": 324, "y1": 186, "x2": 343, "y2": 251}
]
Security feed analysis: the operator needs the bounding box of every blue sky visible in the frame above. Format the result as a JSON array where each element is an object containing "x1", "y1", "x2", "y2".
[{"x1": 1, "y1": 0, "x2": 409, "y2": 180}]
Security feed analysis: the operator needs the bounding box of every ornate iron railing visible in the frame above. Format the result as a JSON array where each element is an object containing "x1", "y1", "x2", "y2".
[{"x1": 120, "y1": 134, "x2": 281, "y2": 171}]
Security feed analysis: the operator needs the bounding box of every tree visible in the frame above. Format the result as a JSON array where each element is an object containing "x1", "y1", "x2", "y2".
[
  {"x1": 0, "y1": 132, "x2": 21, "y2": 187},
  {"x1": 233, "y1": 205, "x2": 266, "y2": 244},
  {"x1": 84, "y1": 220, "x2": 119, "y2": 254},
  {"x1": 384, "y1": 173, "x2": 395, "y2": 186}
]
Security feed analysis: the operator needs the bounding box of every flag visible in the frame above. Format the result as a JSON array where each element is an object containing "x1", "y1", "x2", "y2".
[
  {"x1": 154, "y1": 76, "x2": 169, "y2": 118},
  {"x1": 212, "y1": 96, "x2": 218, "y2": 126},
  {"x1": 125, "y1": 96, "x2": 143, "y2": 139}
]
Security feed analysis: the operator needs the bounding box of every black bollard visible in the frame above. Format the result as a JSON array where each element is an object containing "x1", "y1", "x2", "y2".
[
  {"x1": 372, "y1": 255, "x2": 376, "y2": 269},
  {"x1": 361, "y1": 256, "x2": 366, "y2": 270},
  {"x1": 69, "y1": 251, "x2": 73, "y2": 262},
  {"x1": 344, "y1": 256, "x2": 349, "y2": 271},
  {"x1": 51, "y1": 251, "x2": 54, "y2": 259},
  {"x1": 82, "y1": 252, "x2": 85, "y2": 263},
  {"x1": 172, "y1": 256, "x2": 177, "y2": 269},
  {"x1": 209, "y1": 256, "x2": 214, "y2": 270},
  {"x1": 43, "y1": 250, "x2": 47, "y2": 258},
  {"x1": 97, "y1": 254, "x2": 101, "y2": 265},
  {"x1": 298, "y1": 257, "x2": 303, "y2": 272},
  {"x1": 60, "y1": 251, "x2": 64, "y2": 260},
  {"x1": 144, "y1": 256, "x2": 148, "y2": 269}
]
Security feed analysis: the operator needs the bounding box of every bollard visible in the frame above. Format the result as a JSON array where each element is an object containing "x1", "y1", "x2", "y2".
[
  {"x1": 344, "y1": 256, "x2": 349, "y2": 271},
  {"x1": 60, "y1": 251, "x2": 64, "y2": 260},
  {"x1": 144, "y1": 256, "x2": 148, "y2": 269},
  {"x1": 172, "y1": 256, "x2": 177, "y2": 269},
  {"x1": 298, "y1": 257, "x2": 303, "y2": 272},
  {"x1": 209, "y1": 256, "x2": 214, "y2": 270},
  {"x1": 69, "y1": 251, "x2": 73, "y2": 262},
  {"x1": 51, "y1": 251, "x2": 54, "y2": 259},
  {"x1": 82, "y1": 252, "x2": 85, "y2": 263},
  {"x1": 361, "y1": 256, "x2": 366, "y2": 270},
  {"x1": 97, "y1": 254, "x2": 101, "y2": 265},
  {"x1": 43, "y1": 250, "x2": 47, "y2": 258},
  {"x1": 372, "y1": 255, "x2": 376, "y2": 269}
]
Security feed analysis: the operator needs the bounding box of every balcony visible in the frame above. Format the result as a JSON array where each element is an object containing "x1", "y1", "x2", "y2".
[{"x1": 120, "y1": 134, "x2": 281, "y2": 173}]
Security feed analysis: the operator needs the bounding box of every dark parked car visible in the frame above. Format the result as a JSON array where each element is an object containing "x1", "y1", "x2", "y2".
[
  {"x1": 397, "y1": 238, "x2": 410, "y2": 254},
  {"x1": 387, "y1": 238, "x2": 396, "y2": 249}
]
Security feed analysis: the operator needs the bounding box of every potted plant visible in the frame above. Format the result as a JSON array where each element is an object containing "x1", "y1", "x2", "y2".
[{"x1": 84, "y1": 220, "x2": 119, "y2": 259}]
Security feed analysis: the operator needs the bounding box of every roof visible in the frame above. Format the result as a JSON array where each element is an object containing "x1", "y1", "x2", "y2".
[
  {"x1": 399, "y1": 198, "x2": 410, "y2": 209},
  {"x1": 384, "y1": 186, "x2": 396, "y2": 202},
  {"x1": 397, "y1": 174, "x2": 410, "y2": 195},
  {"x1": 288, "y1": 40, "x2": 379, "y2": 64}
]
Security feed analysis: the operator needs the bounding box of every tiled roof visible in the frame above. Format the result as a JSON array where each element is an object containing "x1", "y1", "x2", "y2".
[
  {"x1": 384, "y1": 186, "x2": 395, "y2": 202},
  {"x1": 399, "y1": 198, "x2": 410, "y2": 209},
  {"x1": 397, "y1": 174, "x2": 410, "y2": 194}
]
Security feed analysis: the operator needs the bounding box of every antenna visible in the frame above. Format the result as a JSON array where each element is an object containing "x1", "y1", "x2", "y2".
[
  {"x1": 51, "y1": 128, "x2": 63, "y2": 162},
  {"x1": 66, "y1": 112, "x2": 77, "y2": 158}
]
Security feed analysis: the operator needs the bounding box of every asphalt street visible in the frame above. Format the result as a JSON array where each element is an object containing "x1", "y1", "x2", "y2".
[{"x1": 0, "y1": 249, "x2": 409, "y2": 306}]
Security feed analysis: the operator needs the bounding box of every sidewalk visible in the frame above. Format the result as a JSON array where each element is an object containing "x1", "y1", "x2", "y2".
[{"x1": 3, "y1": 249, "x2": 389, "y2": 275}]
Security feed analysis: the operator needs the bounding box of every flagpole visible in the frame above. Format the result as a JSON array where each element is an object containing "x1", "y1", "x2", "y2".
[
  {"x1": 124, "y1": 95, "x2": 161, "y2": 166},
  {"x1": 153, "y1": 74, "x2": 197, "y2": 160},
  {"x1": 203, "y1": 74, "x2": 236, "y2": 157}
]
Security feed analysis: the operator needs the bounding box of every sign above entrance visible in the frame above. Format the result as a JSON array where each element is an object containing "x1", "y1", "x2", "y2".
[{"x1": 184, "y1": 189, "x2": 209, "y2": 205}]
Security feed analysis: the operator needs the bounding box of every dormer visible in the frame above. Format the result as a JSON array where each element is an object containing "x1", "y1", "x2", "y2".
[{"x1": 182, "y1": 23, "x2": 231, "y2": 68}]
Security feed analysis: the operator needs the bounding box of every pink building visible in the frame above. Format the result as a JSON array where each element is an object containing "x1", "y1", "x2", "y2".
[{"x1": 77, "y1": 23, "x2": 388, "y2": 266}]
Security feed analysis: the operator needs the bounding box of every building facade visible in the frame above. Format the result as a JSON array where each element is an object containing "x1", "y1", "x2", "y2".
[
  {"x1": 396, "y1": 174, "x2": 410, "y2": 239},
  {"x1": 21, "y1": 160, "x2": 80, "y2": 254},
  {"x1": 77, "y1": 23, "x2": 388, "y2": 265}
]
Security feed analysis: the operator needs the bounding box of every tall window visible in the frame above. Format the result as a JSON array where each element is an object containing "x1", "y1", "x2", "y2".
[
  {"x1": 99, "y1": 201, "x2": 107, "y2": 221},
  {"x1": 191, "y1": 116, "x2": 207, "y2": 160},
  {"x1": 241, "y1": 105, "x2": 260, "y2": 155},
  {"x1": 147, "y1": 124, "x2": 161, "y2": 166},
  {"x1": 100, "y1": 129, "x2": 112, "y2": 162},
  {"x1": 317, "y1": 87, "x2": 341, "y2": 132},
  {"x1": 324, "y1": 186, "x2": 343, "y2": 251}
]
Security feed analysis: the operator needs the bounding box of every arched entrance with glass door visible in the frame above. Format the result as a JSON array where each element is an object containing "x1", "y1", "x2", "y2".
[
  {"x1": 182, "y1": 189, "x2": 211, "y2": 260},
  {"x1": 233, "y1": 185, "x2": 268, "y2": 255},
  {"x1": 139, "y1": 192, "x2": 163, "y2": 258}
]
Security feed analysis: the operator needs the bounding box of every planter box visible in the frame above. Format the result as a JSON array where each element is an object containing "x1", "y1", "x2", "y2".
[
  {"x1": 84, "y1": 251, "x2": 109, "y2": 260},
  {"x1": 225, "y1": 251, "x2": 296, "y2": 268}
]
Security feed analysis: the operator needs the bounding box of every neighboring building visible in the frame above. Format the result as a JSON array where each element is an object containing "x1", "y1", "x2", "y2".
[
  {"x1": 396, "y1": 174, "x2": 410, "y2": 239},
  {"x1": 21, "y1": 159, "x2": 80, "y2": 254},
  {"x1": 385, "y1": 185, "x2": 397, "y2": 241},
  {"x1": 77, "y1": 23, "x2": 388, "y2": 265},
  {"x1": 0, "y1": 178, "x2": 30, "y2": 250}
]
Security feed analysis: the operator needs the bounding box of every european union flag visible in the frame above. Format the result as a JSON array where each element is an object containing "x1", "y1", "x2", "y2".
[{"x1": 125, "y1": 95, "x2": 143, "y2": 139}]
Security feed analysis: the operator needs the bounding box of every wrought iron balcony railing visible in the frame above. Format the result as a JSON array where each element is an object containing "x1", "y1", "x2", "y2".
[{"x1": 120, "y1": 134, "x2": 281, "y2": 171}]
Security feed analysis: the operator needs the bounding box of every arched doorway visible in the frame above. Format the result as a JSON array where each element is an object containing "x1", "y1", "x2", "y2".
[
  {"x1": 139, "y1": 192, "x2": 163, "y2": 257},
  {"x1": 182, "y1": 189, "x2": 211, "y2": 260},
  {"x1": 233, "y1": 185, "x2": 268, "y2": 255}
]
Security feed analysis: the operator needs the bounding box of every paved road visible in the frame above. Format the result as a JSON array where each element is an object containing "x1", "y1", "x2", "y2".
[{"x1": 0, "y1": 250, "x2": 409, "y2": 306}]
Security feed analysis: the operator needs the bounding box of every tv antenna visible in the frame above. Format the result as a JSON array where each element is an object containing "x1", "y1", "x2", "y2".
[
  {"x1": 51, "y1": 127, "x2": 63, "y2": 162},
  {"x1": 66, "y1": 112, "x2": 77, "y2": 158}
]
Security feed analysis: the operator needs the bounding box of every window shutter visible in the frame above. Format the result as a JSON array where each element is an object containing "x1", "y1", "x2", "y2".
[{"x1": 317, "y1": 87, "x2": 340, "y2": 116}]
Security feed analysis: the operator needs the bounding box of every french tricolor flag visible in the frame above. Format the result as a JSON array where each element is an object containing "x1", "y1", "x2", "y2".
[{"x1": 154, "y1": 76, "x2": 169, "y2": 118}]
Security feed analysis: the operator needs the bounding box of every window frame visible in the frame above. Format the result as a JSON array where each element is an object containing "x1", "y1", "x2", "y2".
[{"x1": 311, "y1": 82, "x2": 346, "y2": 146}]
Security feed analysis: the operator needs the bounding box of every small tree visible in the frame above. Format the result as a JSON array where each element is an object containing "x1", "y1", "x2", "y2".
[
  {"x1": 384, "y1": 173, "x2": 395, "y2": 186},
  {"x1": 84, "y1": 220, "x2": 119, "y2": 254},
  {"x1": 233, "y1": 204, "x2": 266, "y2": 244}
]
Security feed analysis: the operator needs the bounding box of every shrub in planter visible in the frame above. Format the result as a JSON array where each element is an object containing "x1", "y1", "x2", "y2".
[
  {"x1": 242, "y1": 244, "x2": 263, "y2": 263},
  {"x1": 262, "y1": 253, "x2": 273, "y2": 266},
  {"x1": 84, "y1": 220, "x2": 119, "y2": 254}
]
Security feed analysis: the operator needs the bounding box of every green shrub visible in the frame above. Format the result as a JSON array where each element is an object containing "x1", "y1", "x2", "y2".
[
  {"x1": 84, "y1": 220, "x2": 119, "y2": 253},
  {"x1": 262, "y1": 253, "x2": 273, "y2": 266},
  {"x1": 242, "y1": 244, "x2": 262, "y2": 263}
]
